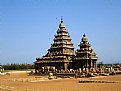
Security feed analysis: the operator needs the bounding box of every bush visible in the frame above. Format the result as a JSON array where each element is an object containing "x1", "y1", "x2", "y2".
[{"x1": 2, "y1": 63, "x2": 34, "y2": 70}]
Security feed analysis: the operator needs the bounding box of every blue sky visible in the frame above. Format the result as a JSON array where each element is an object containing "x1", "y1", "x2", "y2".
[{"x1": 0, "y1": 0, "x2": 121, "y2": 64}]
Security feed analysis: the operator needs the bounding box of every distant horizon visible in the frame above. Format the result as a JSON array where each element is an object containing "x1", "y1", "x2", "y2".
[{"x1": 0, "y1": 0, "x2": 121, "y2": 64}]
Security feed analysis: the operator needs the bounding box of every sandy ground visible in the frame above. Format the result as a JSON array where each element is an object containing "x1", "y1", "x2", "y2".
[{"x1": 0, "y1": 71, "x2": 121, "y2": 91}]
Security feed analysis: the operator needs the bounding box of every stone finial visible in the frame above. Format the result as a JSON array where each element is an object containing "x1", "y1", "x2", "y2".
[{"x1": 83, "y1": 33, "x2": 86, "y2": 37}]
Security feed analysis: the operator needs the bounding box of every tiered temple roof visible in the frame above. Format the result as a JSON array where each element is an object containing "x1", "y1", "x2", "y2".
[
  {"x1": 35, "y1": 19, "x2": 75, "y2": 63},
  {"x1": 75, "y1": 34, "x2": 97, "y2": 60},
  {"x1": 74, "y1": 34, "x2": 98, "y2": 70}
]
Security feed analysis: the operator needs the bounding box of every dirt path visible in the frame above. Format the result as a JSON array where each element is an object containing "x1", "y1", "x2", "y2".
[{"x1": 0, "y1": 72, "x2": 121, "y2": 91}]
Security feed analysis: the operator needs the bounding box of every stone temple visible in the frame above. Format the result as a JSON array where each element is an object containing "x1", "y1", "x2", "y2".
[{"x1": 34, "y1": 19, "x2": 98, "y2": 74}]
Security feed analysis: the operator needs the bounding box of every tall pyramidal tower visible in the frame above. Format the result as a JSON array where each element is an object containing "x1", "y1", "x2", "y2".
[{"x1": 35, "y1": 19, "x2": 75, "y2": 73}]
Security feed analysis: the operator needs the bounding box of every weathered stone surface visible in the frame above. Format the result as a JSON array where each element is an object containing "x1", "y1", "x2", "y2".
[{"x1": 34, "y1": 19, "x2": 98, "y2": 74}]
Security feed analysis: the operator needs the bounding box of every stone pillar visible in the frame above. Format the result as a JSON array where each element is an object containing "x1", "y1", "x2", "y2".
[
  {"x1": 90, "y1": 60, "x2": 93, "y2": 68},
  {"x1": 53, "y1": 67, "x2": 55, "y2": 72},
  {"x1": 93, "y1": 60, "x2": 94, "y2": 68},
  {"x1": 35, "y1": 69, "x2": 37, "y2": 74},
  {"x1": 47, "y1": 66, "x2": 50, "y2": 72},
  {"x1": 83, "y1": 61, "x2": 86, "y2": 69},
  {"x1": 95, "y1": 61, "x2": 97, "y2": 70},
  {"x1": 94, "y1": 61, "x2": 97, "y2": 69},
  {"x1": 64, "y1": 63, "x2": 68, "y2": 71},
  {"x1": 42, "y1": 67, "x2": 45, "y2": 72},
  {"x1": 79, "y1": 68, "x2": 82, "y2": 73},
  {"x1": 86, "y1": 60, "x2": 88, "y2": 68}
]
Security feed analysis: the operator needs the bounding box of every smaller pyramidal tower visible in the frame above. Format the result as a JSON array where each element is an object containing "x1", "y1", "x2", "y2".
[
  {"x1": 35, "y1": 18, "x2": 75, "y2": 73},
  {"x1": 73, "y1": 34, "x2": 98, "y2": 71}
]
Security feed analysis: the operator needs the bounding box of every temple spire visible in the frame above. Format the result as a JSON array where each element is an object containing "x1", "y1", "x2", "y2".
[
  {"x1": 61, "y1": 16, "x2": 63, "y2": 23},
  {"x1": 59, "y1": 16, "x2": 65, "y2": 28},
  {"x1": 83, "y1": 33, "x2": 86, "y2": 37},
  {"x1": 82, "y1": 33, "x2": 88, "y2": 43}
]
